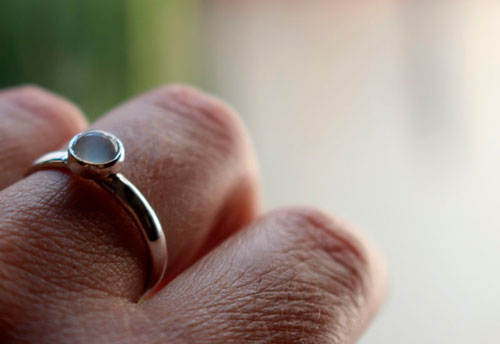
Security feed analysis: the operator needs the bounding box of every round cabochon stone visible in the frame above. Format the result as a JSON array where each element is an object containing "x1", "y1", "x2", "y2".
[{"x1": 71, "y1": 131, "x2": 120, "y2": 164}]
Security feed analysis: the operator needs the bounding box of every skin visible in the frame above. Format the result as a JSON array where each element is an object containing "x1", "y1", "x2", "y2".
[{"x1": 0, "y1": 85, "x2": 386, "y2": 344}]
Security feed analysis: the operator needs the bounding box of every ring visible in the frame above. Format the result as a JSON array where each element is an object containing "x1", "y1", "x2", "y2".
[{"x1": 27, "y1": 130, "x2": 167, "y2": 300}]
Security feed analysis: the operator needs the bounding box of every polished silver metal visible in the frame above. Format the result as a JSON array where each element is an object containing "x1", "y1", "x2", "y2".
[{"x1": 27, "y1": 130, "x2": 167, "y2": 301}]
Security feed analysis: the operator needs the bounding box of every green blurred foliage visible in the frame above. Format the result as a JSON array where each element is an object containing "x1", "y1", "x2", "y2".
[{"x1": 0, "y1": 0, "x2": 201, "y2": 119}]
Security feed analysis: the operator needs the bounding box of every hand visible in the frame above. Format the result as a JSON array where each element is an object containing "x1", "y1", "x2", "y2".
[{"x1": 0, "y1": 85, "x2": 385, "y2": 343}]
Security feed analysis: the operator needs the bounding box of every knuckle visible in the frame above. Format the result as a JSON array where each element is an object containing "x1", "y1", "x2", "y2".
[
  {"x1": 150, "y1": 84, "x2": 246, "y2": 155},
  {"x1": 274, "y1": 207, "x2": 371, "y2": 296},
  {"x1": 258, "y1": 208, "x2": 373, "y2": 327}
]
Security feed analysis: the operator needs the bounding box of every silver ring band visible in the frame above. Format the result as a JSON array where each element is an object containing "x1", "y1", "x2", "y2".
[{"x1": 27, "y1": 130, "x2": 167, "y2": 300}]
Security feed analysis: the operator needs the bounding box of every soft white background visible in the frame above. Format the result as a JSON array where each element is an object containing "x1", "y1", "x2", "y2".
[{"x1": 203, "y1": 1, "x2": 500, "y2": 343}]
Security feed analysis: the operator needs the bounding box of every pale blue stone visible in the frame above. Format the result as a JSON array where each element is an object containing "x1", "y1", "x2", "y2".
[{"x1": 72, "y1": 132, "x2": 119, "y2": 164}]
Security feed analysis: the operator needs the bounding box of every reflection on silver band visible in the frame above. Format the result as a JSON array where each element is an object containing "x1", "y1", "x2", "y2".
[{"x1": 27, "y1": 130, "x2": 167, "y2": 301}]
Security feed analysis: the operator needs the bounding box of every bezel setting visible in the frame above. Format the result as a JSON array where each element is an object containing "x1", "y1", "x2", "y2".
[{"x1": 67, "y1": 130, "x2": 125, "y2": 178}]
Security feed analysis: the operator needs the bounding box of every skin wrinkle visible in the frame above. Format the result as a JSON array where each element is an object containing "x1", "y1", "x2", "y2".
[
  {"x1": 288, "y1": 241, "x2": 366, "y2": 312},
  {"x1": 0, "y1": 172, "x2": 147, "y2": 302},
  {"x1": 149, "y1": 100, "x2": 234, "y2": 156},
  {"x1": 1, "y1": 258, "x2": 83, "y2": 300},
  {"x1": 148, "y1": 85, "x2": 242, "y2": 151},
  {"x1": 207, "y1": 270, "x2": 345, "y2": 342},
  {"x1": 299, "y1": 212, "x2": 371, "y2": 304},
  {"x1": 0, "y1": 280, "x2": 117, "y2": 343},
  {"x1": 275, "y1": 210, "x2": 370, "y2": 308},
  {"x1": 2, "y1": 227, "x2": 129, "y2": 301},
  {"x1": 4, "y1": 299, "x2": 131, "y2": 344},
  {"x1": 232, "y1": 214, "x2": 365, "y2": 310}
]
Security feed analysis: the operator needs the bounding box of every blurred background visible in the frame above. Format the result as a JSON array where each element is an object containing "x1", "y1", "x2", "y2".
[{"x1": 1, "y1": 1, "x2": 499, "y2": 343}]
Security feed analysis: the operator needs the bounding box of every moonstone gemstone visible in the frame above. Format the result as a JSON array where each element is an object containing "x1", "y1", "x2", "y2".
[{"x1": 72, "y1": 132, "x2": 119, "y2": 164}]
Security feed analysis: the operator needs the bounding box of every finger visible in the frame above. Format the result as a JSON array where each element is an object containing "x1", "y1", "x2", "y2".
[
  {"x1": 143, "y1": 208, "x2": 386, "y2": 343},
  {"x1": 93, "y1": 85, "x2": 259, "y2": 280},
  {"x1": 0, "y1": 85, "x2": 87, "y2": 189},
  {"x1": 0, "y1": 84, "x2": 258, "y2": 311}
]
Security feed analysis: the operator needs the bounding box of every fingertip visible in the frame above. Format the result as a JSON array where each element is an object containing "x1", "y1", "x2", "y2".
[
  {"x1": 2, "y1": 85, "x2": 88, "y2": 134},
  {"x1": 0, "y1": 85, "x2": 88, "y2": 188}
]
